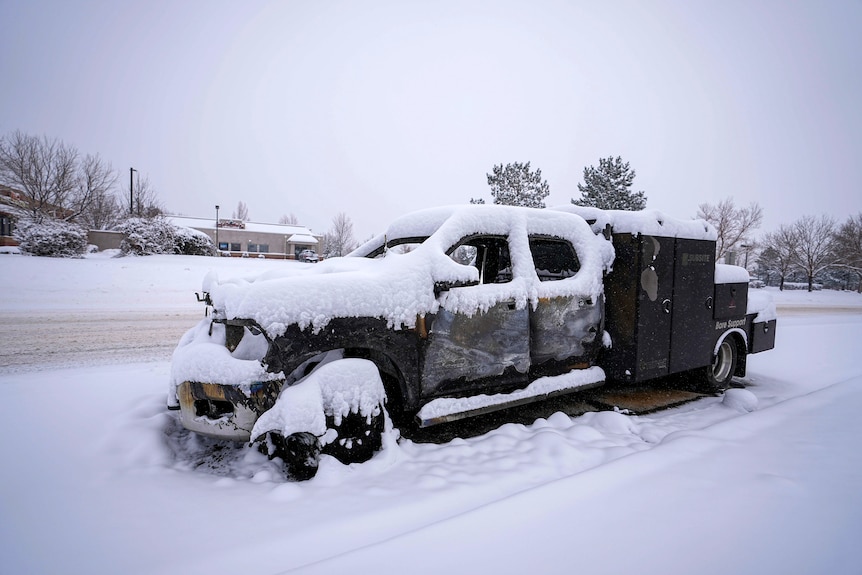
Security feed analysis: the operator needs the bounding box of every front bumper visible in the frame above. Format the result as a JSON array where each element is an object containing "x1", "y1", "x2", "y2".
[{"x1": 175, "y1": 380, "x2": 281, "y2": 441}]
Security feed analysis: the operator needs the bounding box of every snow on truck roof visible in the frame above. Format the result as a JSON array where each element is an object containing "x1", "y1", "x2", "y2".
[
  {"x1": 552, "y1": 205, "x2": 717, "y2": 241},
  {"x1": 352, "y1": 205, "x2": 716, "y2": 258}
]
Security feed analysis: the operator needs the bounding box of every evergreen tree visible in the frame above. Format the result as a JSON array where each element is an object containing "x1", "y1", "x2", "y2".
[
  {"x1": 572, "y1": 156, "x2": 647, "y2": 211},
  {"x1": 483, "y1": 162, "x2": 550, "y2": 208}
]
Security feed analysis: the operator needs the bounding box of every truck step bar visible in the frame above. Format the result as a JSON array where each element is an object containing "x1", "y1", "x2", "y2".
[{"x1": 415, "y1": 367, "x2": 606, "y2": 428}]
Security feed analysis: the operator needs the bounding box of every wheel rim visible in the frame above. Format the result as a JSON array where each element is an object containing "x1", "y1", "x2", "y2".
[{"x1": 712, "y1": 341, "x2": 734, "y2": 382}]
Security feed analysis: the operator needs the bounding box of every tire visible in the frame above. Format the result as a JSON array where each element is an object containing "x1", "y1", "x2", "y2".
[
  {"x1": 258, "y1": 431, "x2": 321, "y2": 481},
  {"x1": 704, "y1": 338, "x2": 738, "y2": 391},
  {"x1": 322, "y1": 406, "x2": 385, "y2": 465}
]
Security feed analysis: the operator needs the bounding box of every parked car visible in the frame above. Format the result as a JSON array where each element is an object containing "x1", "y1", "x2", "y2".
[
  {"x1": 297, "y1": 249, "x2": 319, "y2": 263},
  {"x1": 168, "y1": 204, "x2": 776, "y2": 479}
]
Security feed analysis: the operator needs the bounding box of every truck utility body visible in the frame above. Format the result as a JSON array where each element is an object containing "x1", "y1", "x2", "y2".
[{"x1": 168, "y1": 204, "x2": 775, "y2": 478}]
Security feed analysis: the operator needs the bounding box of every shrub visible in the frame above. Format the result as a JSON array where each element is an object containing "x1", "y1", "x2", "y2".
[
  {"x1": 116, "y1": 217, "x2": 176, "y2": 255},
  {"x1": 14, "y1": 219, "x2": 88, "y2": 257},
  {"x1": 175, "y1": 226, "x2": 216, "y2": 256},
  {"x1": 115, "y1": 217, "x2": 215, "y2": 256}
]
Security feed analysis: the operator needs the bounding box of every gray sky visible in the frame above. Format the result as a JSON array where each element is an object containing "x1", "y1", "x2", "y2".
[{"x1": 2, "y1": 0, "x2": 860, "y2": 240}]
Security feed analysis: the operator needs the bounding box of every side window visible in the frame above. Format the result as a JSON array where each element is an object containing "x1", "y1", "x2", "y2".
[
  {"x1": 448, "y1": 236, "x2": 512, "y2": 284},
  {"x1": 529, "y1": 237, "x2": 580, "y2": 281}
]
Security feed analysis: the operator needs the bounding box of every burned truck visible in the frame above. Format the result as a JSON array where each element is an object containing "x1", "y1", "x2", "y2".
[{"x1": 168, "y1": 204, "x2": 776, "y2": 479}]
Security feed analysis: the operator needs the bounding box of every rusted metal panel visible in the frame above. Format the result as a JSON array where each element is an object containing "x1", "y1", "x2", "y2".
[
  {"x1": 530, "y1": 295, "x2": 602, "y2": 365},
  {"x1": 420, "y1": 302, "x2": 530, "y2": 397}
]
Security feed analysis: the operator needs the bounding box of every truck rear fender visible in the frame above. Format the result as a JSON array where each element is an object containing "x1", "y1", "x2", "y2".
[{"x1": 714, "y1": 328, "x2": 748, "y2": 378}]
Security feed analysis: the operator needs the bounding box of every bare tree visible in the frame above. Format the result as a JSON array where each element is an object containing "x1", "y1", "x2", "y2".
[
  {"x1": 77, "y1": 154, "x2": 119, "y2": 227},
  {"x1": 323, "y1": 212, "x2": 355, "y2": 257},
  {"x1": 697, "y1": 197, "x2": 763, "y2": 262},
  {"x1": 232, "y1": 201, "x2": 249, "y2": 221},
  {"x1": 131, "y1": 175, "x2": 163, "y2": 218},
  {"x1": 279, "y1": 213, "x2": 299, "y2": 225},
  {"x1": 0, "y1": 131, "x2": 80, "y2": 222},
  {"x1": 792, "y1": 214, "x2": 838, "y2": 292},
  {"x1": 758, "y1": 225, "x2": 799, "y2": 290},
  {"x1": 833, "y1": 212, "x2": 862, "y2": 293},
  {"x1": 80, "y1": 186, "x2": 121, "y2": 230}
]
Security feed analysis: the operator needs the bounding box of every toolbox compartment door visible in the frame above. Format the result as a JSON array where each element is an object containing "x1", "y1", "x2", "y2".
[
  {"x1": 669, "y1": 239, "x2": 715, "y2": 373},
  {"x1": 750, "y1": 319, "x2": 777, "y2": 353},
  {"x1": 714, "y1": 282, "x2": 748, "y2": 320}
]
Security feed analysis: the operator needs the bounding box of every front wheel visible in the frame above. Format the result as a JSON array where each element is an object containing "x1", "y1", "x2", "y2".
[
  {"x1": 323, "y1": 405, "x2": 386, "y2": 465},
  {"x1": 257, "y1": 431, "x2": 321, "y2": 481},
  {"x1": 703, "y1": 338, "x2": 738, "y2": 391}
]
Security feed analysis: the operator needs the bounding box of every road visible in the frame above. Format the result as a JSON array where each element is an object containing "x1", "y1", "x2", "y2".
[{"x1": 0, "y1": 309, "x2": 202, "y2": 375}]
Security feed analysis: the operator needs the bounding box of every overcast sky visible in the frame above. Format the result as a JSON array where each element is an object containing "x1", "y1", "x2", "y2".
[{"x1": 2, "y1": 0, "x2": 860, "y2": 240}]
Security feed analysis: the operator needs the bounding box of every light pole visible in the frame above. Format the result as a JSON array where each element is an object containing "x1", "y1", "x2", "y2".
[
  {"x1": 741, "y1": 243, "x2": 751, "y2": 269},
  {"x1": 215, "y1": 205, "x2": 220, "y2": 254},
  {"x1": 129, "y1": 167, "x2": 137, "y2": 215}
]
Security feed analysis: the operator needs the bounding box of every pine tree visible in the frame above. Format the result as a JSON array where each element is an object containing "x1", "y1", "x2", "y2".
[
  {"x1": 572, "y1": 156, "x2": 647, "y2": 211},
  {"x1": 483, "y1": 162, "x2": 550, "y2": 208}
]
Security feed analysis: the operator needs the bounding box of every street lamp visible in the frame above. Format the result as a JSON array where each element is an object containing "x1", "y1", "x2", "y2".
[
  {"x1": 129, "y1": 167, "x2": 137, "y2": 215},
  {"x1": 741, "y1": 243, "x2": 751, "y2": 268},
  {"x1": 215, "y1": 205, "x2": 220, "y2": 255}
]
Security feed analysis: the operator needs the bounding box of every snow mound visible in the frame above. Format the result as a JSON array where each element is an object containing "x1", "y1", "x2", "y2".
[
  {"x1": 583, "y1": 410, "x2": 638, "y2": 434},
  {"x1": 723, "y1": 388, "x2": 758, "y2": 412}
]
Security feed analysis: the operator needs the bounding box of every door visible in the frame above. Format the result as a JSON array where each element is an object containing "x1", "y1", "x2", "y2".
[
  {"x1": 528, "y1": 236, "x2": 602, "y2": 368},
  {"x1": 634, "y1": 235, "x2": 676, "y2": 380},
  {"x1": 420, "y1": 236, "x2": 530, "y2": 397},
  {"x1": 669, "y1": 239, "x2": 715, "y2": 373}
]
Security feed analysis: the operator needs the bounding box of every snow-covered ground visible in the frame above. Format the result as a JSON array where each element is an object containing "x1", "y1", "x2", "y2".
[{"x1": 1, "y1": 252, "x2": 861, "y2": 574}]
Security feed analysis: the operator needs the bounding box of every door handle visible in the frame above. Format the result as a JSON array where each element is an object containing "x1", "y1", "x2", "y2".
[{"x1": 662, "y1": 299, "x2": 671, "y2": 314}]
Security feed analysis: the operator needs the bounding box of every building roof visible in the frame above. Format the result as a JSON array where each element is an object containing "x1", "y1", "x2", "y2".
[
  {"x1": 287, "y1": 234, "x2": 318, "y2": 244},
  {"x1": 166, "y1": 215, "x2": 319, "y2": 239}
]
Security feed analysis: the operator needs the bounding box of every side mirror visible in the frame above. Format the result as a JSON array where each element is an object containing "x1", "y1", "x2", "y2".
[{"x1": 434, "y1": 279, "x2": 478, "y2": 296}]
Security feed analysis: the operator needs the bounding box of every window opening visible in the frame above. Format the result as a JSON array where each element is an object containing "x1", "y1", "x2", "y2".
[
  {"x1": 449, "y1": 236, "x2": 512, "y2": 284},
  {"x1": 529, "y1": 237, "x2": 580, "y2": 281}
]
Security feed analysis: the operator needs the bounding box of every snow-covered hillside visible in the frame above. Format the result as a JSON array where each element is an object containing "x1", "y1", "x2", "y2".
[{"x1": 1, "y1": 253, "x2": 861, "y2": 574}]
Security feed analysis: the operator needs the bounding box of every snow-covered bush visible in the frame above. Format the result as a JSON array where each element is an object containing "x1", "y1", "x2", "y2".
[
  {"x1": 116, "y1": 217, "x2": 215, "y2": 256},
  {"x1": 14, "y1": 219, "x2": 88, "y2": 257},
  {"x1": 116, "y1": 217, "x2": 176, "y2": 255},
  {"x1": 174, "y1": 226, "x2": 216, "y2": 256}
]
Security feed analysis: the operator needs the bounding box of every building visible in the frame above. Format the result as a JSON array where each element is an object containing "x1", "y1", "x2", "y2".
[
  {"x1": 166, "y1": 216, "x2": 322, "y2": 259},
  {"x1": 1, "y1": 185, "x2": 29, "y2": 248}
]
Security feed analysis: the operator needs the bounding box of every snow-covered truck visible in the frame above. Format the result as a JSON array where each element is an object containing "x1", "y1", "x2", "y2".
[{"x1": 168, "y1": 204, "x2": 776, "y2": 479}]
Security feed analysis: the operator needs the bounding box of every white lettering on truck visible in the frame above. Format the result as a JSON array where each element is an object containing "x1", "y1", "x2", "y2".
[{"x1": 715, "y1": 318, "x2": 747, "y2": 331}]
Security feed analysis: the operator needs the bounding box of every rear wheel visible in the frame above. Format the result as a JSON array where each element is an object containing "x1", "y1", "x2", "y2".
[{"x1": 704, "y1": 338, "x2": 738, "y2": 391}]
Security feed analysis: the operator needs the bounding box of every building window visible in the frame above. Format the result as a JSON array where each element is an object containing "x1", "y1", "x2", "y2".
[
  {"x1": 218, "y1": 242, "x2": 229, "y2": 251},
  {"x1": 248, "y1": 243, "x2": 270, "y2": 253},
  {"x1": 0, "y1": 215, "x2": 12, "y2": 237},
  {"x1": 230, "y1": 243, "x2": 241, "y2": 252}
]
